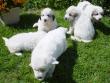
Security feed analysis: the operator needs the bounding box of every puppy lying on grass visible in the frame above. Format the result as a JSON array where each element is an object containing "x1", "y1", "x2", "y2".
[
  {"x1": 3, "y1": 31, "x2": 47, "y2": 56},
  {"x1": 30, "y1": 27, "x2": 67, "y2": 81}
]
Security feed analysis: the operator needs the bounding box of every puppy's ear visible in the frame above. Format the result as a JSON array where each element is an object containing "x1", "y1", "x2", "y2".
[
  {"x1": 92, "y1": 10, "x2": 98, "y2": 16},
  {"x1": 39, "y1": 17, "x2": 41, "y2": 20},
  {"x1": 74, "y1": 13, "x2": 78, "y2": 17},
  {"x1": 52, "y1": 15, "x2": 55, "y2": 21},
  {"x1": 52, "y1": 60, "x2": 59, "y2": 65}
]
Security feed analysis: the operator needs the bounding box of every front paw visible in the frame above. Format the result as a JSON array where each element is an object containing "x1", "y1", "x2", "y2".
[{"x1": 67, "y1": 31, "x2": 72, "y2": 34}]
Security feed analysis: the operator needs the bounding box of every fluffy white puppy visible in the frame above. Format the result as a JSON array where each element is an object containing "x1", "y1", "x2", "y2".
[
  {"x1": 64, "y1": 6, "x2": 81, "y2": 34},
  {"x1": 77, "y1": 1, "x2": 104, "y2": 22},
  {"x1": 3, "y1": 31, "x2": 47, "y2": 56},
  {"x1": 71, "y1": 5, "x2": 97, "y2": 43},
  {"x1": 33, "y1": 8, "x2": 58, "y2": 32},
  {"x1": 30, "y1": 27, "x2": 67, "y2": 81}
]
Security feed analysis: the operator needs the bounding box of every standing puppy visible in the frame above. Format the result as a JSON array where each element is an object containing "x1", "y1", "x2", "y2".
[
  {"x1": 33, "y1": 8, "x2": 58, "y2": 32},
  {"x1": 3, "y1": 31, "x2": 47, "y2": 56},
  {"x1": 30, "y1": 27, "x2": 67, "y2": 81},
  {"x1": 64, "y1": 6, "x2": 81, "y2": 34}
]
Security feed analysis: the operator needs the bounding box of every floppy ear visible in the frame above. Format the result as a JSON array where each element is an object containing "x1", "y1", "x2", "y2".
[
  {"x1": 52, "y1": 15, "x2": 55, "y2": 21},
  {"x1": 39, "y1": 16, "x2": 41, "y2": 20},
  {"x1": 74, "y1": 13, "x2": 78, "y2": 17},
  {"x1": 52, "y1": 60, "x2": 59, "y2": 65},
  {"x1": 92, "y1": 10, "x2": 98, "y2": 16}
]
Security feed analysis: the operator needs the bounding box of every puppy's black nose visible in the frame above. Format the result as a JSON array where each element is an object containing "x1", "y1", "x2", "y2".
[
  {"x1": 44, "y1": 19, "x2": 47, "y2": 22},
  {"x1": 64, "y1": 17, "x2": 67, "y2": 20},
  {"x1": 37, "y1": 76, "x2": 42, "y2": 80}
]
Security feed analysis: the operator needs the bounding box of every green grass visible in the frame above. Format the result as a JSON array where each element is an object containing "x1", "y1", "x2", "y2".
[{"x1": 0, "y1": 10, "x2": 110, "y2": 83}]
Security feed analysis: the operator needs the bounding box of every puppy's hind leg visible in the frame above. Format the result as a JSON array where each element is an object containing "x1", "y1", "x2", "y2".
[
  {"x1": 67, "y1": 27, "x2": 73, "y2": 35},
  {"x1": 81, "y1": 39, "x2": 93, "y2": 43}
]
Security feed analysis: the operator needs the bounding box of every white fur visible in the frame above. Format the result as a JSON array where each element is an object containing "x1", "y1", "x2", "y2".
[
  {"x1": 30, "y1": 27, "x2": 67, "y2": 80},
  {"x1": 3, "y1": 31, "x2": 47, "y2": 56},
  {"x1": 64, "y1": 6, "x2": 81, "y2": 34},
  {"x1": 77, "y1": 1, "x2": 91, "y2": 13},
  {"x1": 72, "y1": 5, "x2": 96, "y2": 42},
  {"x1": 77, "y1": 1, "x2": 104, "y2": 21},
  {"x1": 33, "y1": 8, "x2": 58, "y2": 32},
  {"x1": 90, "y1": 6, "x2": 104, "y2": 22}
]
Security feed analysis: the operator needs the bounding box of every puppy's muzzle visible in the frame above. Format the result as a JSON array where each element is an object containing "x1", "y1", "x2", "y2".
[
  {"x1": 37, "y1": 76, "x2": 43, "y2": 80},
  {"x1": 44, "y1": 19, "x2": 47, "y2": 22},
  {"x1": 64, "y1": 17, "x2": 68, "y2": 20}
]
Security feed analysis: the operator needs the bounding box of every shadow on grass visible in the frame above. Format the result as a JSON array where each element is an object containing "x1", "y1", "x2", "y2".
[
  {"x1": 45, "y1": 41, "x2": 78, "y2": 83},
  {"x1": 9, "y1": 13, "x2": 40, "y2": 29},
  {"x1": 95, "y1": 21, "x2": 110, "y2": 35}
]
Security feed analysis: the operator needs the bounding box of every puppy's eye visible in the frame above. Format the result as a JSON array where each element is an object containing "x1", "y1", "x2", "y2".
[
  {"x1": 69, "y1": 13, "x2": 72, "y2": 16},
  {"x1": 34, "y1": 68, "x2": 38, "y2": 71},
  {"x1": 47, "y1": 15, "x2": 51, "y2": 17},
  {"x1": 93, "y1": 12, "x2": 98, "y2": 15},
  {"x1": 39, "y1": 68, "x2": 45, "y2": 72}
]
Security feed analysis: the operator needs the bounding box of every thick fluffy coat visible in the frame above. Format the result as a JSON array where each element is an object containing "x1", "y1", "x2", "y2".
[
  {"x1": 71, "y1": 5, "x2": 96, "y2": 42},
  {"x1": 3, "y1": 31, "x2": 47, "y2": 56},
  {"x1": 30, "y1": 27, "x2": 67, "y2": 80}
]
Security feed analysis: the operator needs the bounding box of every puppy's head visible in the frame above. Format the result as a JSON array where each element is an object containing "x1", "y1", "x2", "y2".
[
  {"x1": 40, "y1": 8, "x2": 55, "y2": 23},
  {"x1": 64, "y1": 6, "x2": 79, "y2": 21},
  {"x1": 84, "y1": 5, "x2": 104, "y2": 21},
  {"x1": 92, "y1": 6, "x2": 104, "y2": 21},
  {"x1": 30, "y1": 56, "x2": 59, "y2": 81}
]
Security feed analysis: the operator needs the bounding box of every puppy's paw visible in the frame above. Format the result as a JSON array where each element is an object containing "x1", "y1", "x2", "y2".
[
  {"x1": 15, "y1": 53, "x2": 22, "y2": 56},
  {"x1": 71, "y1": 36, "x2": 82, "y2": 42},
  {"x1": 67, "y1": 31, "x2": 72, "y2": 34},
  {"x1": 82, "y1": 39, "x2": 92, "y2": 43}
]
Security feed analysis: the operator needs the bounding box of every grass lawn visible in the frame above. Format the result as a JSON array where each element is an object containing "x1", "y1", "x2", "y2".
[{"x1": 0, "y1": 10, "x2": 110, "y2": 83}]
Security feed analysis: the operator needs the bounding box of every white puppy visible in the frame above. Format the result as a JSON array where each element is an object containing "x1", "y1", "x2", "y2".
[
  {"x1": 77, "y1": 1, "x2": 104, "y2": 22},
  {"x1": 64, "y1": 6, "x2": 81, "y2": 34},
  {"x1": 33, "y1": 8, "x2": 58, "y2": 32},
  {"x1": 3, "y1": 31, "x2": 47, "y2": 56},
  {"x1": 71, "y1": 5, "x2": 97, "y2": 42},
  {"x1": 30, "y1": 27, "x2": 67, "y2": 81}
]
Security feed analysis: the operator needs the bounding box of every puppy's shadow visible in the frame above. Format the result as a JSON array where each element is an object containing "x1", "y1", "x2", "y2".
[
  {"x1": 9, "y1": 13, "x2": 40, "y2": 29},
  {"x1": 45, "y1": 41, "x2": 78, "y2": 83},
  {"x1": 95, "y1": 21, "x2": 110, "y2": 36}
]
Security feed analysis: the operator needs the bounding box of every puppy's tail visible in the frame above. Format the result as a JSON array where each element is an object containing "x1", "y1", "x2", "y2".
[
  {"x1": 33, "y1": 23, "x2": 38, "y2": 28},
  {"x1": 2, "y1": 37, "x2": 8, "y2": 46}
]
